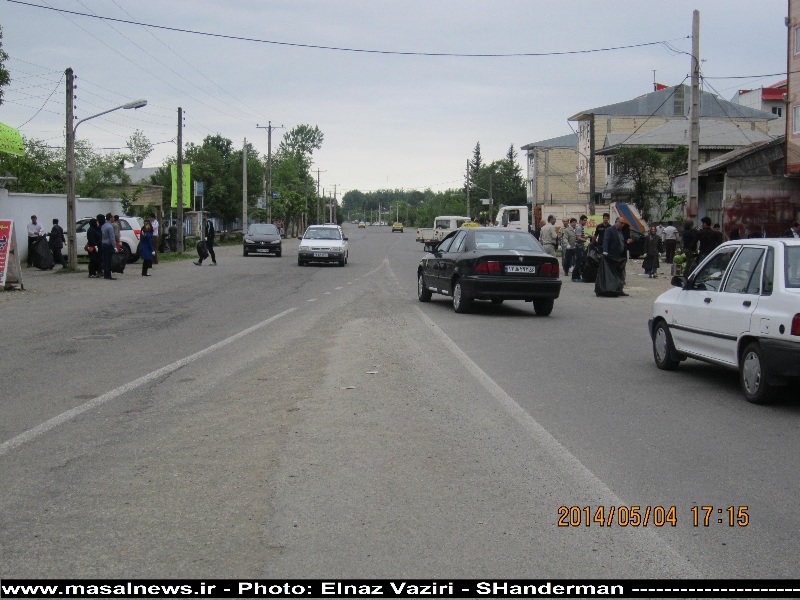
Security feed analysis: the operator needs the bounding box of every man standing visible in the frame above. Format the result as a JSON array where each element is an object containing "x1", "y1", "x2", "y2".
[
  {"x1": 560, "y1": 218, "x2": 576, "y2": 276},
  {"x1": 662, "y1": 221, "x2": 679, "y2": 264},
  {"x1": 99, "y1": 214, "x2": 116, "y2": 280},
  {"x1": 149, "y1": 212, "x2": 159, "y2": 264},
  {"x1": 539, "y1": 215, "x2": 558, "y2": 257},
  {"x1": 48, "y1": 218, "x2": 67, "y2": 269},
  {"x1": 26, "y1": 215, "x2": 43, "y2": 267},
  {"x1": 600, "y1": 217, "x2": 629, "y2": 296},
  {"x1": 695, "y1": 216, "x2": 719, "y2": 264},
  {"x1": 784, "y1": 222, "x2": 800, "y2": 238},
  {"x1": 572, "y1": 215, "x2": 589, "y2": 282},
  {"x1": 194, "y1": 213, "x2": 217, "y2": 266},
  {"x1": 592, "y1": 213, "x2": 611, "y2": 248}
]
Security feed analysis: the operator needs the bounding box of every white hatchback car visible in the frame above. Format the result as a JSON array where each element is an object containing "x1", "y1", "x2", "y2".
[
  {"x1": 649, "y1": 238, "x2": 800, "y2": 403},
  {"x1": 297, "y1": 224, "x2": 349, "y2": 266}
]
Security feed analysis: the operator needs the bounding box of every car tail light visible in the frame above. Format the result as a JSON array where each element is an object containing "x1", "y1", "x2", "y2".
[
  {"x1": 134, "y1": 229, "x2": 141, "y2": 240},
  {"x1": 540, "y1": 262, "x2": 559, "y2": 277},
  {"x1": 792, "y1": 314, "x2": 800, "y2": 336},
  {"x1": 474, "y1": 260, "x2": 501, "y2": 274}
]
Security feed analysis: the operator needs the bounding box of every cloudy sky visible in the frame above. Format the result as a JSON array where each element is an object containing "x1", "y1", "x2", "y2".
[{"x1": 1, "y1": 0, "x2": 789, "y2": 196}]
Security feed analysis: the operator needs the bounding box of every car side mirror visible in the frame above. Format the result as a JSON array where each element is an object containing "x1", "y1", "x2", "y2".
[{"x1": 671, "y1": 275, "x2": 687, "y2": 288}]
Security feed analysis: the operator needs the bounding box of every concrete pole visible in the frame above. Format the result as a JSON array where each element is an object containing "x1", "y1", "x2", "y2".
[
  {"x1": 176, "y1": 107, "x2": 184, "y2": 252},
  {"x1": 65, "y1": 68, "x2": 77, "y2": 270},
  {"x1": 243, "y1": 138, "x2": 248, "y2": 231},
  {"x1": 688, "y1": 9, "x2": 701, "y2": 219}
]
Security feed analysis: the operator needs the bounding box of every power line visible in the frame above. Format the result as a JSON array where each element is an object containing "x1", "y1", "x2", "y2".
[{"x1": 7, "y1": 0, "x2": 688, "y2": 59}]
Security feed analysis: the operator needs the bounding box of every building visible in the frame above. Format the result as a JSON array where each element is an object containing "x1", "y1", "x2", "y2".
[
  {"x1": 520, "y1": 133, "x2": 578, "y2": 205},
  {"x1": 730, "y1": 79, "x2": 786, "y2": 136},
  {"x1": 568, "y1": 84, "x2": 777, "y2": 206}
]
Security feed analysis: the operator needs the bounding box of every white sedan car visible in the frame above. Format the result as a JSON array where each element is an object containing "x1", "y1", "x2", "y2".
[
  {"x1": 649, "y1": 238, "x2": 800, "y2": 404},
  {"x1": 297, "y1": 224, "x2": 349, "y2": 266}
]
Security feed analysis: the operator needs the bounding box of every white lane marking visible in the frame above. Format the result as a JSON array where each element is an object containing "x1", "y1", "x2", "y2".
[
  {"x1": 324, "y1": 292, "x2": 331, "y2": 295},
  {"x1": 0, "y1": 308, "x2": 298, "y2": 457},
  {"x1": 308, "y1": 298, "x2": 317, "y2": 302},
  {"x1": 335, "y1": 287, "x2": 342, "y2": 290}
]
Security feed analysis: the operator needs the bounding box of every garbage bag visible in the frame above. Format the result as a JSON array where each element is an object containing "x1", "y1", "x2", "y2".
[
  {"x1": 595, "y1": 254, "x2": 626, "y2": 297},
  {"x1": 581, "y1": 244, "x2": 601, "y2": 283},
  {"x1": 197, "y1": 240, "x2": 209, "y2": 260},
  {"x1": 111, "y1": 251, "x2": 126, "y2": 274},
  {"x1": 33, "y1": 236, "x2": 54, "y2": 270}
]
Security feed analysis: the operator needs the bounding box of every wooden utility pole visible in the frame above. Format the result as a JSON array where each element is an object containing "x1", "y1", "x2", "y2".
[
  {"x1": 688, "y1": 9, "x2": 701, "y2": 219},
  {"x1": 176, "y1": 107, "x2": 184, "y2": 252},
  {"x1": 257, "y1": 122, "x2": 284, "y2": 224},
  {"x1": 588, "y1": 114, "x2": 596, "y2": 215},
  {"x1": 65, "y1": 68, "x2": 77, "y2": 269}
]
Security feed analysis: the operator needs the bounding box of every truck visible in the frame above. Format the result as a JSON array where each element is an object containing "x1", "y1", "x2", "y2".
[
  {"x1": 415, "y1": 215, "x2": 474, "y2": 251},
  {"x1": 494, "y1": 203, "x2": 649, "y2": 257}
]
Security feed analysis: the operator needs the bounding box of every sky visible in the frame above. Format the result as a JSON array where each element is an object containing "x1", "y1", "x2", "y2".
[{"x1": 0, "y1": 0, "x2": 790, "y2": 197}]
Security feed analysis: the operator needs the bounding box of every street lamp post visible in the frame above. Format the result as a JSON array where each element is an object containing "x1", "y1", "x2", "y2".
[{"x1": 65, "y1": 71, "x2": 146, "y2": 270}]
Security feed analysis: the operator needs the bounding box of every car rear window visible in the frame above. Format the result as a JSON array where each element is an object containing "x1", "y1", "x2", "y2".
[
  {"x1": 473, "y1": 231, "x2": 541, "y2": 252},
  {"x1": 786, "y1": 246, "x2": 800, "y2": 288}
]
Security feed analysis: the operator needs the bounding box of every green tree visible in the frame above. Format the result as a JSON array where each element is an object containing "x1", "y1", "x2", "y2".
[
  {"x1": 75, "y1": 143, "x2": 130, "y2": 198},
  {"x1": 125, "y1": 129, "x2": 153, "y2": 165},
  {"x1": 277, "y1": 124, "x2": 323, "y2": 163},
  {"x1": 0, "y1": 137, "x2": 64, "y2": 193},
  {"x1": 0, "y1": 26, "x2": 10, "y2": 105},
  {"x1": 611, "y1": 146, "x2": 663, "y2": 222}
]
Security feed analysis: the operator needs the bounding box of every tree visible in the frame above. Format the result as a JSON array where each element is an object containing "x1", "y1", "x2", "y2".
[
  {"x1": 611, "y1": 146, "x2": 663, "y2": 222},
  {"x1": 0, "y1": 26, "x2": 10, "y2": 105},
  {"x1": 469, "y1": 142, "x2": 483, "y2": 185},
  {"x1": 0, "y1": 137, "x2": 64, "y2": 193},
  {"x1": 277, "y1": 124, "x2": 323, "y2": 163},
  {"x1": 125, "y1": 129, "x2": 153, "y2": 165},
  {"x1": 75, "y1": 143, "x2": 130, "y2": 198}
]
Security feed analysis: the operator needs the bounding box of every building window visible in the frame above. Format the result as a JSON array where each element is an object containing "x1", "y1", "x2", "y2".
[
  {"x1": 793, "y1": 106, "x2": 800, "y2": 134},
  {"x1": 772, "y1": 106, "x2": 782, "y2": 117}
]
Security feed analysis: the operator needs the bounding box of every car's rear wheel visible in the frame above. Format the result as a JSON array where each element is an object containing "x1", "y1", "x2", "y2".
[
  {"x1": 532, "y1": 298, "x2": 554, "y2": 316},
  {"x1": 452, "y1": 279, "x2": 471, "y2": 313},
  {"x1": 418, "y1": 272, "x2": 431, "y2": 302},
  {"x1": 652, "y1": 321, "x2": 681, "y2": 370},
  {"x1": 740, "y1": 342, "x2": 776, "y2": 404}
]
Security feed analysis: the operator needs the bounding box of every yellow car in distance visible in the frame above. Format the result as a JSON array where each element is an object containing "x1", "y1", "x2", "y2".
[
  {"x1": 358, "y1": 221, "x2": 366, "y2": 228},
  {"x1": 392, "y1": 222, "x2": 404, "y2": 233}
]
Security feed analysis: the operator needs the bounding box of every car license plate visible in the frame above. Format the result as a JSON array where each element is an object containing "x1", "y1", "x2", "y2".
[
  {"x1": 256, "y1": 249, "x2": 268, "y2": 253},
  {"x1": 313, "y1": 252, "x2": 329, "y2": 257},
  {"x1": 505, "y1": 265, "x2": 536, "y2": 274}
]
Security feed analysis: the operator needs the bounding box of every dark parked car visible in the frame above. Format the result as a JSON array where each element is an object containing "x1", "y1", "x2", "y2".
[
  {"x1": 243, "y1": 223, "x2": 282, "y2": 257},
  {"x1": 417, "y1": 227, "x2": 562, "y2": 314}
]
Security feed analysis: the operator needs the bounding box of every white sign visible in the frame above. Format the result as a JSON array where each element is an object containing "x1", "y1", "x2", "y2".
[{"x1": 481, "y1": 198, "x2": 491, "y2": 205}]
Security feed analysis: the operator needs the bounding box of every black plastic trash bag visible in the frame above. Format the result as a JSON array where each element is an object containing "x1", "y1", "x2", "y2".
[
  {"x1": 32, "y1": 236, "x2": 54, "y2": 270},
  {"x1": 197, "y1": 240, "x2": 209, "y2": 260},
  {"x1": 581, "y1": 244, "x2": 601, "y2": 283},
  {"x1": 595, "y1": 254, "x2": 626, "y2": 297},
  {"x1": 111, "y1": 251, "x2": 126, "y2": 274}
]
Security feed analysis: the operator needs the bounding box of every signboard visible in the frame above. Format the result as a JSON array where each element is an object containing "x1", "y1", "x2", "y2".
[
  {"x1": 481, "y1": 198, "x2": 491, "y2": 205},
  {"x1": 0, "y1": 220, "x2": 23, "y2": 290},
  {"x1": 170, "y1": 164, "x2": 192, "y2": 208},
  {"x1": 0, "y1": 122, "x2": 25, "y2": 157},
  {"x1": 194, "y1": 181, "x2": 204, "y2": 197},
  {"x1": 257, "y1": 197, "x2": 266, "y2": 209}
]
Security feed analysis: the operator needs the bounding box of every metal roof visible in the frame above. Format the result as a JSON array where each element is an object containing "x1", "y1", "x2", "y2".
[
  {"x1": 597, "y1": 119, "x2": 774, "y2": 155},
  {"x1": 521, "y1": 132, "x2": 578, "y2": 150},
  {"x1": 569, "y1": 84, "x2": 777, "y2": 122}
]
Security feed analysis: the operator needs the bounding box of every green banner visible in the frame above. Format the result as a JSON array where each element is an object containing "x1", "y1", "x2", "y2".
[
  {"x1": 0, "y1": 122, "x2": 25, "y2": 157},
  {"x1": 170, "y1": 164, "x2": 191, "y2": 208}
]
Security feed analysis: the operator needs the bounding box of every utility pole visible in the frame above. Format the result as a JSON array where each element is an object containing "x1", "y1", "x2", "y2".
[
  {"x1": 688, "y1": 9, "x2": 701, "y2": 220},
  {"x1": 177, "y1": 107, "x2": 184, "y2": 252},
  {"x1": 589, "y1": 114, "x2": 596, "y2": 215},
  {"x1": 331, "y1": 184, "x2": 338, "y2": 223},
  {"x1": 257, "y1": 121, "x2": 284, "y2": 224},
  {"x1": 242, "y1": 138, "x2": 248, "y2": 231},
  {"x1": 65, "y1": 67, "x2": 77, "y2": 270},
  {"x1": 314, "y1": 168, "x2": 326, "y2": 224},
  {"x1": 465, "y1": 160, "x2": 471, "y2": 220}
]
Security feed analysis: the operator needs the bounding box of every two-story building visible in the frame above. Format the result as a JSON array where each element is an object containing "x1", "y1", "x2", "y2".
[{"x1": 520, "y1": 133, "x2": 578, "y2": 205}]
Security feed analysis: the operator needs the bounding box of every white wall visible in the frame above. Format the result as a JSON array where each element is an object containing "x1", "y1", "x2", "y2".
[{"x1": 0, "y1": 189, "x2": 124, "y2": 263}]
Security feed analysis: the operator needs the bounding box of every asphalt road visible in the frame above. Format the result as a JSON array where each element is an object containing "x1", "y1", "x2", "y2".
[{"x1": 1, "y1": 225, "x2": 798, "y2": 581}]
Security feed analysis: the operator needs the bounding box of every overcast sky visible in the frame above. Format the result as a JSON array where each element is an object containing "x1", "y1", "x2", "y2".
[{"x1": 1, "y1": 0, "x2": 789, "y2": 196}]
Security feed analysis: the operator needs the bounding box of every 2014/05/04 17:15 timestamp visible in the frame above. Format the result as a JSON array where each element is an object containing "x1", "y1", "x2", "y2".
[{"x1": 557, "y1": 505, "x2": 749, "y2": 527}]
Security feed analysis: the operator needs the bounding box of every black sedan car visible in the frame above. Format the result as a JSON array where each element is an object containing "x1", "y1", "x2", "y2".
[
  {"x1": 243, "y1": 223, "x2": 282, "y2": 257},
  {"x1": 417, "y1": 227, "x2": 562, "y2": 314}
]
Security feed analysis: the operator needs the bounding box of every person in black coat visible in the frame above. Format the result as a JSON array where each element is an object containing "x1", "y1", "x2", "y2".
[
  {"x1": 784, "y1": 222, "x2": 800, "y2": 239},
  {"x1": 48, "y1": 218, "x2": 67, "y2": 268},
  {"x1": 598, "y1": 217, "x2": 629, "y2": 296},
  {"x1": 86, "y1": 218, "x2": 102, "y2": 278}
]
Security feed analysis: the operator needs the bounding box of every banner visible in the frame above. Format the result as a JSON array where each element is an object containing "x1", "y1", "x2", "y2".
[
  {"x1": 170, "y1": 164, "x2": 192, "y2": 208},
  {"x1": 0, "y1": 219, "x2": 23, "y2": 289},
  {"x1": 0, "y1": 122, "x2": 25, "y2": 157}
]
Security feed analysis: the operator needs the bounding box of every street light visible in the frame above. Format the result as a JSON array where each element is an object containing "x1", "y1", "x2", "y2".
[{"x1": 65, "y1": 96, "x2": 148, "y2": 269}]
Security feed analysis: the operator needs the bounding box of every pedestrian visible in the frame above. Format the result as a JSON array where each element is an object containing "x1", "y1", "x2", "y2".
[
  {"x1": 572, "y1": 215, "x2": 589, "y2": 282},
  {"x1": 599, "y1": 217, "x2": 629, "y2": 296},
  {"x1": 642, "y1": 225, "x2": 663, "y2": 278},
  {"x1": 86, "y1": 218, "x2": 102, "y2": 278},
  {"x1": 662, "y1": 221, "x2": 679, "y2": 263},
  {"x1": 149, "y1": 212, "x2": 159, "y2": 264},
  {"x1": 26, "y1": 215, "x2": 43, "y2": 267},
  {"x1": 194, "y1": 213, "x2": 217, "y2": 266},
  {"x1": 99, "y1": 213, "x2": 116, "y2": 280},
  {"x1": 560, "y1": 218, "x2": 576, "y2": 276},
  {"x1": 712, "y1": 223, "x2": 724, "y2": 246},
  {"x1": 681, "y1": 221, "x2": 697, "y2": 270},
  {"x1": 139, "y1": 220, "x2": 154, "y2": 276},
  {"x1": 539, "y1": 215, "x2": 558, "y2": 257},
  {"x1": 784, "y1": 222, "x2": 800, "y2": 238},
  {"x1": 48, "y1": 218, "x2": 67, "y2": 269},
  {"x1": 729, "y1": 225, "x2": 741, "y2": 240},
  {"x1": 106, "y1": 213, "x2": 121, "y2": 252},
  {"x1": 695, "y1": 216, "x2": 719, "y2": 264},
  {"x1": 592, "y1": 213, "x2": 611, "y2": 248}
]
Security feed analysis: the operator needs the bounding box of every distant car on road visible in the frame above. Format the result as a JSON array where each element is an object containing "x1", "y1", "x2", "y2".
[
  {"x1": 358, "y1": 221, "x2": 366, "y2": 228},
  {"x1": 298, "y1": 224, "x2": 349, "y2": 266},
  {"x1": 392, "y1": 222, "x2": 404, "y2": 233},
  {"x1": 649, "y1": 238, "x2": 800, "y2": 404},
  {"x1": 243, "y1": 223, "x2": 282, "y2": 257},
  {"x1": 417, "y1": 227, "x2": 561, "y2": 314}
]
